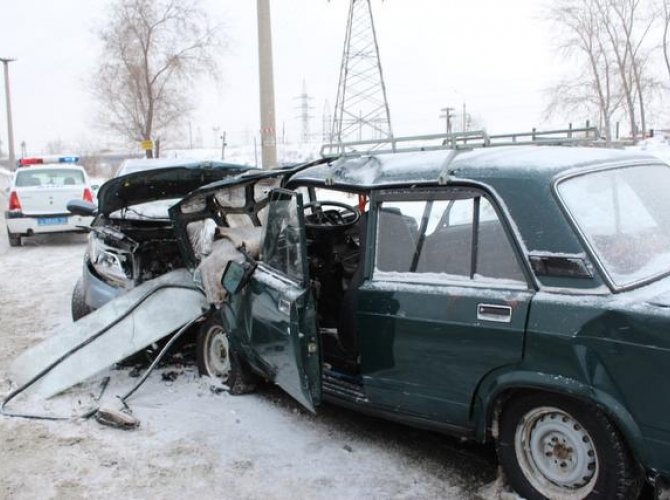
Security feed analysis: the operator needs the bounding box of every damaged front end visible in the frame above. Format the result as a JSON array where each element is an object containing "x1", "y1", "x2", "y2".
[
  {"x1": 78, "y1": 162, "x2": 253, "y2": 313},
  {"x1": 170, "y1": 168, "x2": 292, "y2": 305},
  {"x1": 87, "y1": 214, "x2": 185, "y2": 289}
]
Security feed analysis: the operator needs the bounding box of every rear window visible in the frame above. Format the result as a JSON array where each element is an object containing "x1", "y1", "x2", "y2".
[
  {"x1": 15, "y1": 168, "x2": 85, "y2": 187},
  {"x1": 558, "y1": 164, "x2": 670, "y2": 288}
]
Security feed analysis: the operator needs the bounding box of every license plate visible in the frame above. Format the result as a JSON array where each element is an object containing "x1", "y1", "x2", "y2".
[{"x1": 37, "y1": 217, "x2": 68, "y2": 226}]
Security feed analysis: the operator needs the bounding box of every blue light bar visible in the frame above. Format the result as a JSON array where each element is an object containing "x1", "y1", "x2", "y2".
[{"x1": 58, "y1": 156, "x2": 79, "y2": 163}]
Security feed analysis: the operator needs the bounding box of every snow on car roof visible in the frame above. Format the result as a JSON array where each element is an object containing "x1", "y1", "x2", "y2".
[{"x1": 291, "y1": 146, "x2": 662, "y2": 188}]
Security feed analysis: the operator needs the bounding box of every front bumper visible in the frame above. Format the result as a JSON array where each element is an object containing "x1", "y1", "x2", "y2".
[
  {"x1": 5, "y1": 212, "x2": 93, "y2": 236},
  {"x1": 82, "y1": 261, "x2": 126, "y2": 310}
]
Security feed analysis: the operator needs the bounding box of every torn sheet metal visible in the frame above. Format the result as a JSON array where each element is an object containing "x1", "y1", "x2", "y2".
[
  {"x1": 9, "y1": 269, "x2": 207, "y2": 399},
  {"x1": 195, "y1": 226, "x2": 262, "y2": 305}
]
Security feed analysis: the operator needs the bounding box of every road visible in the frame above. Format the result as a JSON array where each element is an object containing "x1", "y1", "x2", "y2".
[{"x1": 0, "y1": 176, "x2": 502, "y2": 499}]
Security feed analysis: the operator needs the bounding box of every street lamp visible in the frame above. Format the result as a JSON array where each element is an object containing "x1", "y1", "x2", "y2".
[{"x1": 0, "y1": 57, "x2": 16, "y2": 169}]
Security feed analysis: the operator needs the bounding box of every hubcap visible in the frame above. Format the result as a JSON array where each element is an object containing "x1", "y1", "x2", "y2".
[
  {"x1": 205, "y1": 326, "x2": 230, "y2": 382},
  {"x1": 514, "y1": 406, "x2": 598, "y2": 499}
]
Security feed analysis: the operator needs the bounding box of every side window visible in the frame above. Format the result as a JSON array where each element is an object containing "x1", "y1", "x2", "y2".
[
  {"x1": 262, "y1": 190, "x2": 306, "y2": 283},
  {"x1": 374, "y1": 192, "x2": 525, "y2": 285}
]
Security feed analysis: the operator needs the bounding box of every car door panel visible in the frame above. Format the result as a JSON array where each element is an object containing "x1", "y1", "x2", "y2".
[
  {"x1": 358, "y1": 282, "x2": 531, "y2": 425},
  {"x1": 233, "y1": 189, "x2": 321, "y2": 412},
  {"x1": 357, "y1": 189, "x2": 533, "y2": 427}
]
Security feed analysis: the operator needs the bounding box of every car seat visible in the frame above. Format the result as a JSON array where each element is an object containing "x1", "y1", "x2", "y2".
[{"x1": 337, "y1": 212, "x2": 369, "y2": 356}]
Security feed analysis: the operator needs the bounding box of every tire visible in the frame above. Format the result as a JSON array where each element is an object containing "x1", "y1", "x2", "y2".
[
  {"x1": 71, "y1": 277, "x2": 93, "y2": 321},
  {"x1": 196, "y1": 316, "x2": 257, "y2": 395},
  {"x1": 497, "y1": 393, "x2": 642, "y2": 500},
  {"x1": 7, "y1": 229, "x2": 21, "y2": 247}
]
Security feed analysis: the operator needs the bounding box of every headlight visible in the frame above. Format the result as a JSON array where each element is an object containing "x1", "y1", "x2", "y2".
[{"x1": 88, "y1": 234, "x2": 133, "y2": 285}]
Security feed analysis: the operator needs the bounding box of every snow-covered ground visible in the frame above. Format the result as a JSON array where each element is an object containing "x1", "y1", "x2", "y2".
[
  {"x1": 628, "y1": 135, "x2": 670, "y2": 164},
  {"x1": 0, "y1": 183, "x2": 500, "y2": 498}
]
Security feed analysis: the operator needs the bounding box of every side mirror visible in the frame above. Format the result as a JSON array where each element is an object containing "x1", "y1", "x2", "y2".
[
  {"x1": 91, "y1": 184, "x2": 100, "y2": 191},
  {"x1": 221, "y1": 260, "x2": 255, "y2": 295},
  {"x1": 67, "y1": 199, "x2": 98, "y2": 217}
]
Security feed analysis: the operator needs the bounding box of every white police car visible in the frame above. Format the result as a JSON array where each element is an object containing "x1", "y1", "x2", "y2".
[{"x1": 5, "y1": 156, "x2": 95, "y2": 247}]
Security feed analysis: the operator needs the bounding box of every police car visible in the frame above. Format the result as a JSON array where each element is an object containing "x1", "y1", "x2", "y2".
[{"x1": 5, "y1": 156, "x2": 95, "y2": 247}]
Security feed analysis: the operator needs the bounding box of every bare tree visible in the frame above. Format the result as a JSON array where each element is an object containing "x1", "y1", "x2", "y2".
[
  {"x1": 92, "y1": 0, "x2": 221, "y2": 156},
  {"x1": 547, "y1": 0, "x2": 658, "y2": 143},
  {"x1": 661, "y1": 0, "x2": 670, "y2": 83},
  {"x1": 596, "y1": 0, "x2": 654, "y2": 140},
  {"x1": 547, "y1": 0, "x2": 622, "y2": 143}
]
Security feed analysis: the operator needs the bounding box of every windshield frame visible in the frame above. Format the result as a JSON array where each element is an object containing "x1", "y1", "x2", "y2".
[{"x1": 554, "y1": 161, "x2": 670, "y2": 292}]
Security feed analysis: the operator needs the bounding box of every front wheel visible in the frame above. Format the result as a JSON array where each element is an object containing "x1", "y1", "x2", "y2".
[
  {"x1": 497, "y1": 393, "x2": 642, "y2": 500},
  {"x1": 196, "y1": 316, "x2": 257, "y2": 394},
  {"x1": 71, "y1": 277, "x2": 93, "y2": 321}
]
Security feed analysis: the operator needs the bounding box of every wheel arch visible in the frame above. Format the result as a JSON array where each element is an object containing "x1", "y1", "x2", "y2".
[{"x1": 473, "y1": 370, "x2": 649, "y2": 468}]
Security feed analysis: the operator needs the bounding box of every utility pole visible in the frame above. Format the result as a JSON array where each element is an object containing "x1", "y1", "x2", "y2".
[
  {"x1": 462, "y1": 102, "x2": 467, "y2": 132},
  {"x1": 322, "y1": 100, "x2": 331, "y2": 143},
  {"x1": 257, "y1": 0, "x2": 277, "y2": 169},
  {"x1": 221, "y1": 131, "x2": 227, "y2": 160},
  {"x1": 0, "y1": 58, "x2": 16, "y2": 168},
  {"x1": 440, "y1": 107, "x2": 454, "y2": 135}
]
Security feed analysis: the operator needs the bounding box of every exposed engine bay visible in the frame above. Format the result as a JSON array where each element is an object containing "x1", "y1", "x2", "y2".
[{"x1": 88, "y1": 216, "x2": 185, "y2": 287}]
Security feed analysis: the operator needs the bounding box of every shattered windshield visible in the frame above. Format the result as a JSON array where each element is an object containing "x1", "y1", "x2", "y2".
[
  {"x1": 558, "y1": 165, "x2": 670, "y2": 288},
  {"x1": 111, "y1": 199, "x2": 180, "y2": 220}
]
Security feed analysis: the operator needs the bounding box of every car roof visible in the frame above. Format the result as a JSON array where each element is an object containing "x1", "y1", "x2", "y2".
[
  {"x1": 289, "y1": 146, "x2": 662, "y2": 189},
  {"x1": 289, "y1": 145, "x2": 667, "y2": 267}
]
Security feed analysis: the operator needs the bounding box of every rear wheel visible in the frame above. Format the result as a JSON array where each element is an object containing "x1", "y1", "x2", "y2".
[
  {"x1": 497, "y1": 393, "x2": 642, "y2": 500},
  {"x1": 196, "y1": 316, "x2": 257, "y2": 394},
  {"x1": 7, "y1": 229, "x2": 21, "y2": 247}
]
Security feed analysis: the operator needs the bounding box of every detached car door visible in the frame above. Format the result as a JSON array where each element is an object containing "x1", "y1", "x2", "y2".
[{"x1": 243, "y1": 189, "x2": 321, "y2": 412}]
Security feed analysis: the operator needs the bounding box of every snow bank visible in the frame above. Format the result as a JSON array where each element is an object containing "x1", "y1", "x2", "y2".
[{"x1": 627, "y1": 136, "x2": 670, "y2": 164}]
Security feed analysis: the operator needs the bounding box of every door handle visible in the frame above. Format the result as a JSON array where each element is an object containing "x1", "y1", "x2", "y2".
[
  {"x1": 278, "y1": 298, "x2": 291, "y2": 315},
  {"x1": 477, "y1": 304, "x2": 512, "y2": 323}
]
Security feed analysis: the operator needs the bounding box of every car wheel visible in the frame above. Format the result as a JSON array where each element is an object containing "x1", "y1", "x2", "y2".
[
  {"x1": 71, "y1": 277, "x2": 93, "y2": 321},
  {"x1": 497, "y1": 393, "x2": 642, "y2": 500},
  {"x1": 7, "y1": 229, "x2": 21, "y2": 247},
  {"x1": 196, "y1": 316, "x2": 257, "y2": 394}
]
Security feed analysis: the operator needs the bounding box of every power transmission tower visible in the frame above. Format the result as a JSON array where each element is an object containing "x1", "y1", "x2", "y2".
[
  {"x1": 294, "y1": 79, "x2": 313, "y2": 144},
  {"x1": 331, "y1": 0, "x2": 393, "y2": 150}
]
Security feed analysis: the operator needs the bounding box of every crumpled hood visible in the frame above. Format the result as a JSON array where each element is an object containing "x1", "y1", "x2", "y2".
[{"x1": 96, "y1": 162, "x2": 252, "y2": 215}]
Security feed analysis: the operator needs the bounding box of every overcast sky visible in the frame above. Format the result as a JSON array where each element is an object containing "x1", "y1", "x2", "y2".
[{"x1": 0, "y1": 0, "x2": 572, "y2": 155}]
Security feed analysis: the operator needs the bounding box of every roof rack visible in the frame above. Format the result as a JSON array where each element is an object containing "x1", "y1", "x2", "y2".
[{"x1": 320, "y1": 126, "x2": 603, "y2": 158}]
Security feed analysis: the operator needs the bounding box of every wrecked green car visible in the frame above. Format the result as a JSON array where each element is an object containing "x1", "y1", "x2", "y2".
[{"x1": 172, "y1": 143, "x2": 670, "y2": 499}]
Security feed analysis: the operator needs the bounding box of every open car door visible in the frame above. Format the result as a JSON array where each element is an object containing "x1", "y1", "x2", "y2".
[{"x1": 244, "y1": 189, "x2": 321, "y2": 412}]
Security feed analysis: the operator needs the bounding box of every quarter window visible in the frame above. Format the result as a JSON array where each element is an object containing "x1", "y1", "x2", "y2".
[{"x1": 374, "y1": 192, "x2": 525, "y2": 285}]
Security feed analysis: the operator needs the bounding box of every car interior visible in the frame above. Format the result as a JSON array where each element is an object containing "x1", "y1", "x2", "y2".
[
  {"x1": 183, "y1": 182, "x2": 528, "y2": 377},
  {"x1": 301, "y1": 191, "x2": 366, "y2": 374}
]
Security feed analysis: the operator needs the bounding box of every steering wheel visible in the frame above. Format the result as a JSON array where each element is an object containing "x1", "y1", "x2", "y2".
[{"x1": 303, "y1": 201, "x2": 360, "y2": 231}]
